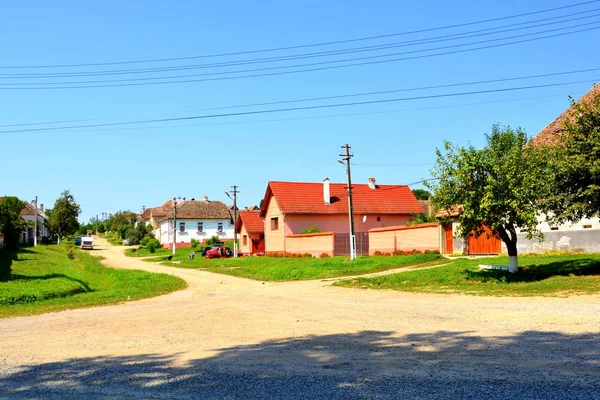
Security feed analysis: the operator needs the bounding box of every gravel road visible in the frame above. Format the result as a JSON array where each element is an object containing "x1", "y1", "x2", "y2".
[{"x1": 1, "y1": 237, "x2": 599, "y2": 399}]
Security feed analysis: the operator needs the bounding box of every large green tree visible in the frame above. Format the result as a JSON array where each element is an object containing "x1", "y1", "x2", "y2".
[
  {"x1": 542, "y1": 90, "x2": 600, "y2": 223},
  {"x1": 0, "y1": 196, "x2": 27, "y2": 250},
  {"x1": 426, "y1": 125, "x2": 548, "y2": 272},
  {"x1": 411, "y1": 189, "x2": 431, "y2": 200},
  {"x1": 47, "y1": 190, "x2": 81, "y2": 244}
]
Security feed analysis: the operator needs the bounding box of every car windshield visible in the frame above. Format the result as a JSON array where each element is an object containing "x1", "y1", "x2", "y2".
[{"x1": 211, "y1": 246, "x2": 220, "y2": 250}]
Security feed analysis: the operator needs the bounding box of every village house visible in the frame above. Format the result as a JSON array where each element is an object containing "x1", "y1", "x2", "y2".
[
  {"x1": 0, "y1": 197, "x2": 49, "y2": 246},
  {"x1": 157, "y1": 197, "x2": 234, "y2": 248},
  {"x1": 256, "y1": 178, "x2": 424, "y2": 256},
  {"x1": 236, "y1": 211, "x2": 265, "y2": 255}
]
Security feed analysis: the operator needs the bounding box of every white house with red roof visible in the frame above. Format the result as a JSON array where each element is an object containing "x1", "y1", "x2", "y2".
[{"x1": 258, "y1": 178, "x2": 424, "y2": 255}]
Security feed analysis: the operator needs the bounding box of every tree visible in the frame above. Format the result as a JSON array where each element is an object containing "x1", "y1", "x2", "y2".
[
  {"x1": 426, "y1": 125, "x2": 548, "y2": 273},
  {"x1": 411, "y1": 189, "x2": 431, "y2": 201},
  {"x1": 0, "y1": 196, "x2": 27, "y2": 250},
  {"x1": 543, "y1": 90, "x2": 600, "y2": 223},
  {"x1": 47, "y1": 190, "x2": 81, "y2": 244}
]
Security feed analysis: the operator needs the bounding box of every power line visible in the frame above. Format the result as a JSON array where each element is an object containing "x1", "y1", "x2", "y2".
[
  {"x1": 3, "y1": 24, "x2": 598, "y2": 90},
  {"x1": 2, "y1": 67, "x2": 597, "y2": 128},
  {"x1": 2, "y1": 0, "x2": 598, "y2": 69},
  {"x1": 1, "y1": 79, "x2": 597, "y2": 134},
  {"x1": 5, "y1": 9, "x2": 599, "y2": 78}
]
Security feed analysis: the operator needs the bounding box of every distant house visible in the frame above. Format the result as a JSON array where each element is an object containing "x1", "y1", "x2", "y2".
[
  {"x1": 138, "y1": 200, "x2": 175, "y2": 240},
  {"x1": 158, "y1": 198, "x2": 234, "y2": 248},
  {"x1": 259, "y1": 178, "x2": 424, "y2": 255},
  {"x1": 236, "y1": 211, "x2": 265, "y2": 255},
  {"x1": 19, "y1": 200, "x2": 49, "y2": 245}
]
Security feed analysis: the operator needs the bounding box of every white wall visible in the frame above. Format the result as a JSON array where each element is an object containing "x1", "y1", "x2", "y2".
[{"x1": 159, "y1": 218, "x2": 234, "y2": 245}]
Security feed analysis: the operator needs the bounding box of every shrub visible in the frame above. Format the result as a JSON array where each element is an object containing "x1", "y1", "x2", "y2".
[
  {"x1": 147, "y1": 239, "x2": 161, "y2": 254},
  {"x1": 206, "y1": 236, "x2": 221, "y2": 247},
  {"x1": 320, "y1": 253, "x2": 330, "y2": 258},
  {"x1": 140, "y1": 236, "x2": 151, "y2": 247},
  {"x1": 191, "y1": 238, "x2": 199, "y2": 249},
  {"x1": 299, "y1": 225, "x2": 324, "y2": 234}
]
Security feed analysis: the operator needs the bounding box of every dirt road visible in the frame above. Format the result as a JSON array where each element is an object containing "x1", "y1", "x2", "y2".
[{"x1": 1, "y1": 237, "x2": 599, "y2": 399}]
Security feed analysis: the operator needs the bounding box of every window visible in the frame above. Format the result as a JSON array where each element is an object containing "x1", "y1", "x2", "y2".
[
  {"x1": 550, "y1": 227, "x2": 559, "y2": 231},
  {"x1": 197, "y1": 222, "x2": 203, "y2": 232},
  {"x1": 218, "y1": 222, "x2": 223, "y2": 232},
  {"x1": 583, "y1": 224, "x2": 592, "y2": 229},
  {"x1": 179, "y1": 222, "x2": 185, "y2": 232},
  {"x1": 271, "y1": 217, "x2": 279, "y2": 230},
  {"x1": 376, "y1": 216, "x2": 381, "y2": 222},
  {"x1": 243, "y1": 235, "x2": 248, "y2": 246}
]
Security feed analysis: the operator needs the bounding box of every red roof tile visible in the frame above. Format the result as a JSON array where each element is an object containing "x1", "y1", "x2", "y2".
[
  {"x1": 260, "y1": 181, "x2": 424, "y2": 216},
  {"x1": 236, "y1": 211, "x2": 264, "y2": 233},
  {"x1": 533, "y1": 84, "x2": 600, "y2": 145}
]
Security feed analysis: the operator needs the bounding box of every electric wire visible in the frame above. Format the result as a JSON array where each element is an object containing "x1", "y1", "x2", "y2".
[
  {"x1": 1, "y1": 79, "x2": 596, "y2": 134},
  {"x1": 2, "y1": 0, "x2": 598, "y2": 69}
]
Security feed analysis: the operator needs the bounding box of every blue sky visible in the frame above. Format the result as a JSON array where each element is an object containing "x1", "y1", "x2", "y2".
[{"x1": 2, "y1": 0, "x2": 599, "y2": 223}]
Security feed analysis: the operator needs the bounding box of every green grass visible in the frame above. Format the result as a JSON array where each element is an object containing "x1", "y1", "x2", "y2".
[
  {"x1": 0, "y1": 245, "x2": 187, "y2": 318},
  {"x1": 334, "y1": 253, "x2": 600, "y2": 296},
  {"x1": 148, "y1": 251, "x2": 446, "y2": 281},
  {"x1": 102, "y1": 232, "x2": 122, "y2": 246},
  {"x1": 125, "y1": 246, "x2": 171, "y2": 257}
]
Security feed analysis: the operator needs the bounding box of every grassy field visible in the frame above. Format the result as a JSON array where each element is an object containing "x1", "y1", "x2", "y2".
[
  {"x1": 0, "y1": 245, "x2": 187, "y2": 318},
  {"x1": 146, "y1": 251, "x2": 447, "y2": 281},
  {"x1": 334, "y1": 253, "x2": 600, "y2": 296}
]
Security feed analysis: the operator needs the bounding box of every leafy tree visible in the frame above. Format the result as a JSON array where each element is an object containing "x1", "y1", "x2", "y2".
[
  {"x1": 426, "y1": 125, "x2": 548, "y2": 273},
  {"x1": 206, "y1": 235, "x2": 221, "y2": 246},
  {"x1": 47, "y1": 190, "x2": 81, "y2": 244},
  {"x1": 411, "y1": 189, "x2": 432, "y2": 201},
  {"x1": 406, "y1": 212, "x2": 436, "y2": 226},
  {"x1": 0, "y1": 196, "x2": 27, "y2": 250},
  {"x1": 542, "y1": 90, "x2": 600, "y2": 223}
]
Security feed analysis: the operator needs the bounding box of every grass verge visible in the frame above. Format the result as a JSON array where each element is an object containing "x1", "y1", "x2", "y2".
[
  {"x1": 0, "y1": 245, "x2": 187, "y2": 318},
  {"x1": 334, "y1": 253, "x2": 600, "y2": 296},
  {"x1": 149, "y1": 251, "x2": 447, "y2": 281}
]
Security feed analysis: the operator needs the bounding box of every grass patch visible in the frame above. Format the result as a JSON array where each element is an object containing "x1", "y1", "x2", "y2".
[
  {"x1": 125, "y1": 246, "x2": 171, "y2": 257},
  {"x1": 334, "y1": 254, "x2": 600, "y2": 296},
  {"x1": 0, "y1": 245, "x2": 186, "y2": 318},
  {"x1": 150, "y1": 252, "x2": 446, "y2": 281}
]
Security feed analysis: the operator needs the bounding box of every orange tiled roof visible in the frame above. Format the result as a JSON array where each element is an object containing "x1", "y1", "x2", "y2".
[
  {"x1": 260, "y1": 181, "x2": 424, "y2": 216},
  {"x1": 533, "y1": 84, "x2": 600, "y2": 145},
  {"x1": 236, "y1": 211, "x2": 264, "y2": 233}
]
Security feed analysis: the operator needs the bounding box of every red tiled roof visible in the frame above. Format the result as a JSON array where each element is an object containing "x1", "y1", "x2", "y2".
[
  {"x1": 533, "y1": 84, "x2": 600, "y2": 145},
  {"x1": 160, "y1": 200, "x2": 231, "y2": 222},
  {"x1": 435, "y1": 205, "x2": 464, "y2": 219},
  {"x1": 236, "y1": 211, "x2": 264, "y2": 233},
  {"x1": 260, "y1": 181, "x2": 424, "y2": 216}
]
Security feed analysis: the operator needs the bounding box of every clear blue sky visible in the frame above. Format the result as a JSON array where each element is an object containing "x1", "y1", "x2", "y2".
[{"x1": 2, "y1": 0, "x2": 599, "y2": 223}]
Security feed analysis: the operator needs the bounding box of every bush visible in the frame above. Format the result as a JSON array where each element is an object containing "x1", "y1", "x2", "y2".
[
  {"x1": 320, "y1": 253, "x2": 330, "y2": 258},
  {"x1": 191, "y1": 238, "x2": 199, "y2": 249},
  {"x1": 206, "y1": 236, "x2": 221, "y2": 247},
  {"x1": 299, "y1": 225, "x2": 324, "y2": 234},
  {"x1": 140, "y1": 236, "x2": 151, "y2": 247},
  {"x1": 147, "y1": 239, "x2": 161, "y2": 254}
]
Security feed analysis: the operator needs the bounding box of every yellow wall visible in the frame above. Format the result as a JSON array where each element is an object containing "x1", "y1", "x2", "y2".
[{"x1": 285, "y1": 232, "x2": 334, "y2": 257}]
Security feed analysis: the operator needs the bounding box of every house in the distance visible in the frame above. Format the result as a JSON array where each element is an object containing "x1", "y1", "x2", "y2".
[
  {"x1": 158, "y1": 198, "x2": 234, "y2": 248},
  {"x1": 19, "y1": 200, "x2": 49, "y2": 245},
  {"x1": 236, "y1": 211, "x2": 265, "y2": 255},
  {"x1": 259, "y1": 178, "x2": 424, "y2": 256}
]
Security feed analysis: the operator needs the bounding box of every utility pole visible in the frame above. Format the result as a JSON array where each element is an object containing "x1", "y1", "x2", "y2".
[
  {"x1": 33, "y1": 196, "x2": 38, "y2": 247},
  {"x1": 226, "y1": 186, "x2": 239, "y2": 257},
  {"x1": 340, "y1": 144, "x2": 356, "y2": 260}
]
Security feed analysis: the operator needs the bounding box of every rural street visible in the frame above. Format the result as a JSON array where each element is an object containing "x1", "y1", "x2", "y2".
[{"x1": 1, "y1": 237, "x2": 599, "y2": 399}]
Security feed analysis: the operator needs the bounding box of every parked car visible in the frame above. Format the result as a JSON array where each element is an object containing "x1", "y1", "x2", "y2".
[
  {"x1": 205, "y1": 246, "x2": 242, "y2": 259},
  {"x1": 74, "y1": 237, "x2": 82, "y2": 246}
]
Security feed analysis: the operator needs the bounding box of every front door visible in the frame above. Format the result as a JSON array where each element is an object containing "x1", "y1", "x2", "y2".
[{"x1": 443, "y1": 223, "x2": 453, "y2": 254}]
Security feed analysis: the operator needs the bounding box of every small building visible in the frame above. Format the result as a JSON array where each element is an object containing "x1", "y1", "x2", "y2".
[
  {"x1": 158, "y1": 198, "x2": 234, "y2": 248},
  {"x1": 259, "y1": 178, "x2": 424, "y2": 256},
  {"x1": 236, "y1": 211, "x2": 265, "y2": 255}
]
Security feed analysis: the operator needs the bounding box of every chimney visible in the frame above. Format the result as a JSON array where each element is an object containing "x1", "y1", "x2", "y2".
[
  {"x1": 368, "y1": 177, "x2": 376, "y2": 189},
  {"x1": 204, "y1": 195, "x2": 209, "y2": 202},
  {"x1": 40, "y1": 203, "x2": 44, "y2": 212},
  {"x1": 323, "y1": 178, "x2": 331, "y2": 205}
]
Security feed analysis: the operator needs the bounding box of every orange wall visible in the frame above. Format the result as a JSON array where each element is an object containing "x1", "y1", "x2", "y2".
[
  {"x1": 285, "y1": 232, "x2": 334, "y2": 257},
  {"x1": 369, "y1": 224, "x2": 439, "y2": 255},
  {"x1": 285, "y1": 214, "x2": 411, "y2": 234},
  {"x1": 239, "y1": 225, "x2": 251, "y2": 254},
  {"x1": 264, "y1": 197, "x2": 286, "y2": 253}
]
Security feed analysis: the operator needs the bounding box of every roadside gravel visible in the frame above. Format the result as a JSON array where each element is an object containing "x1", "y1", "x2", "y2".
[{"x1": 1, "y1": 237, "x2": 598, "y2": 399}]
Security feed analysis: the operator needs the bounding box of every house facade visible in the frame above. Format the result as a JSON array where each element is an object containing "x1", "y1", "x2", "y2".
[
  {"x1": 20, "y1": 201, "x2": 49, "y2": 245},
  {"x1": 236, "y1": 211, "x2": 265, "y2": 255},
  {"x1": 259, "y1": 178, "x2": 424, "y2": 255},
  {"x1": 158, "y1": 199, "x2": 234, "y2": 247}
]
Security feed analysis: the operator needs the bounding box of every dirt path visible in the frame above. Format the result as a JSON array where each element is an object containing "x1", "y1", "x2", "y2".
[{"x1": 1, "y1": 237, "x2": 599, "y2": 398}]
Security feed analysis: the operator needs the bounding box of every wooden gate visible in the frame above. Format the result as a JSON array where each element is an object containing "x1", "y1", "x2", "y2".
[
  {"x1": 443, "y1": 223, "x2": 453, "y2": 254},
  {"x1": 334, "y1": 232, "x2": 369, "y2": 256},
  {"x1": 468, "y1": 226, "x2": 501, "y2": 255}
]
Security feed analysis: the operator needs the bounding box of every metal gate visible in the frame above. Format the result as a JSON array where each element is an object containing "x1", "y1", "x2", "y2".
[{"x1": 334, "y1": 232, "x2": 369, "y2": 256}]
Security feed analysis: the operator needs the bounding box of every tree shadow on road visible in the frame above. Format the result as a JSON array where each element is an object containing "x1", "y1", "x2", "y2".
[{"x1": 1, "y1": 330, "x2": 598, "y2": 399}]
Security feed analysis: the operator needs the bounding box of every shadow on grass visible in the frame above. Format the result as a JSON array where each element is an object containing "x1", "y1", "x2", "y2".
[
  {"x1": 10, "y1": 273, "x2": 93, "y2": 292},
  {"x1": 1, "y1": 330, "x2": 598, "y2": 399},
  {"x1": 465, "y1": 258, "x2": 600, "y2": 283}
]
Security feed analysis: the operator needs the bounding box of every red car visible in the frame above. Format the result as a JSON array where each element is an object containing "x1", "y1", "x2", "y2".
[{"x1": 205, "y1": 246, "x2": 242, "y2": 259}]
